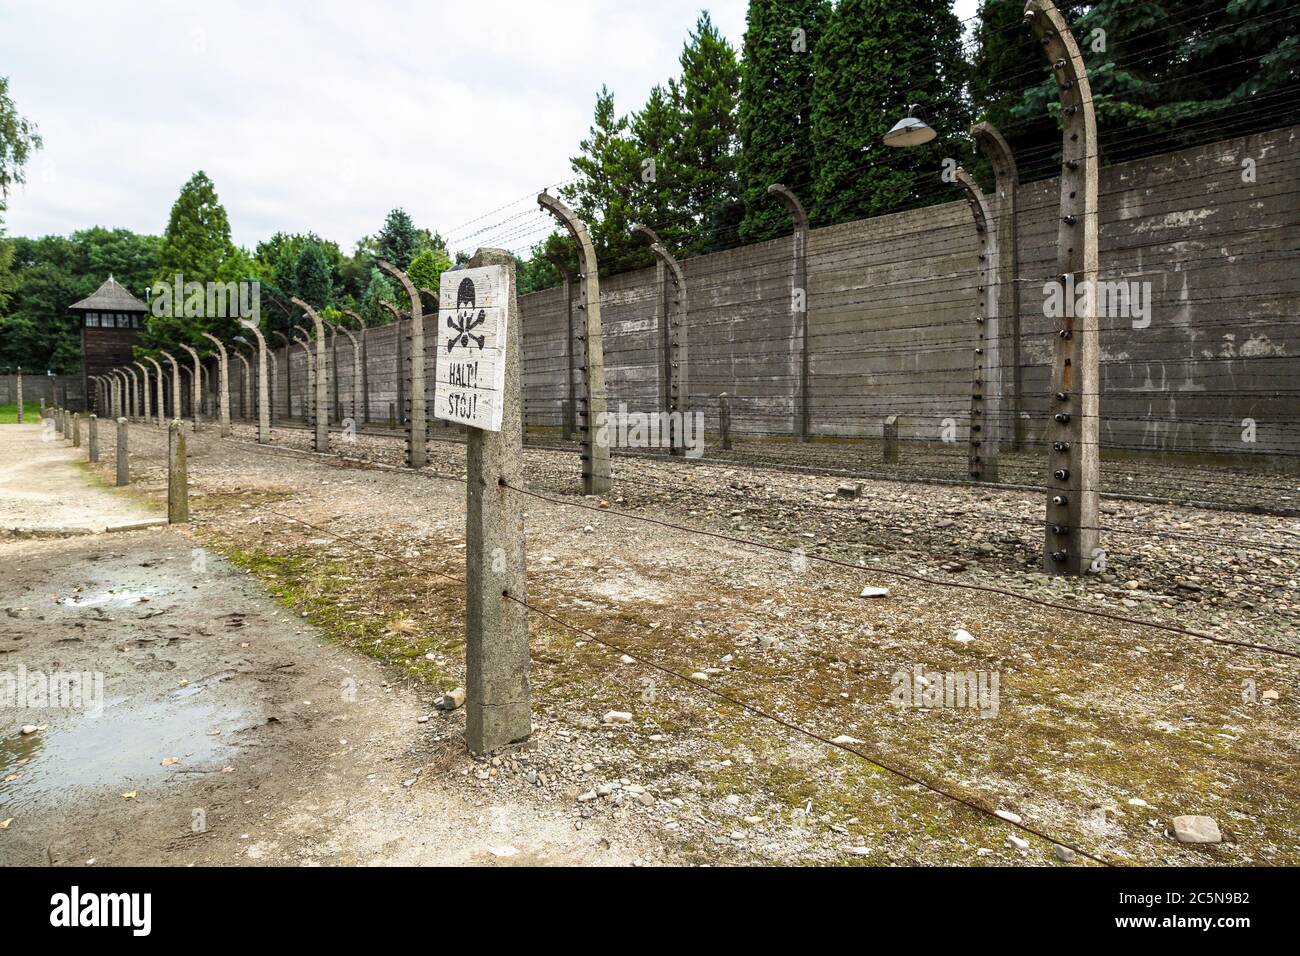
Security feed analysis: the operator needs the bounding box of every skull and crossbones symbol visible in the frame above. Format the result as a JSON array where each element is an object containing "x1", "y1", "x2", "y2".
[{"x1": 447, "y1": 277, "x2": 486, "y2": 352}]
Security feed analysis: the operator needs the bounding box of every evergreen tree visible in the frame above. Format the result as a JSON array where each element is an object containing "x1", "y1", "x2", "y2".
[
  {"x1": 376, "y1": 208, "x2": 420, "y2": 270},
  {"x1": 360, "y1": 267, "x2": 396, "y2": 325},
  {"x1": 407, "y1": 246, "x2": 452, "y2": 292},
  {"x1": 670, "y1": 11, "x2": 742, "y2": 254},
  {"x1": 563, "y1": 85, "x2": 644, "y2": 274},
  {"x1": 736, "y1": 0, "x2": 830, "y2": 243},
  {"x1": 154, "y1": 171, "x2": 235, "y2": 286},
  {"x1": 629, "y1": 83, "x2": 687, "y2": 252},
  {"x1": 810, "y1": 0, "x2": 970, "y2": 224},
  {"x1": 294, "y1": 240, "x2": 332, "y2": 309},
  {"x1": 968, "y1": 0, "x2": 1054, "y2": 181}
]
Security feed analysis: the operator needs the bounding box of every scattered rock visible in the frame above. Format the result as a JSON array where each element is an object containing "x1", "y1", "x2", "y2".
[
  {"x1": 831, "y1": 734, "x2": 864, "y2": 745},
  {"x1": 995, "y1": 809, "x2": 1022, "y2": 824},
  {"x1": 1007, "y1": 835, "x2": 1030, "y2": 851},
  {"x1": 435, "y1": 687, "x2": 466, "y2": 710},
  {"x1": 951, "y1": 629, "x2": 976, "y2": 644},
  {"x1": 1172, "y1": 815, "x2": 1222, "y2": 844},
  {"x1": 603, "y1": 710, "x2": 633, "y2": 724},
  {"x1": 859, "y1": 586, "x2": 890, "y2": 599},
  {"x1": 1054, "y1": 846, "x2": 1077, "y2": 863}
]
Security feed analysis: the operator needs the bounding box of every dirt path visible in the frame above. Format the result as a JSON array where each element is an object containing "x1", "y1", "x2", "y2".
[
  {"x1": 0, "y1": 422, "x2": 161, "y2": 535},
  {"x1": 0, "y1": 426, "x2": 655, "y2": 866}
]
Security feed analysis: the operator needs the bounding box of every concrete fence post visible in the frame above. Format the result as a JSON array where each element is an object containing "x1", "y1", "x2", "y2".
[
  {"x1": 145, "y1": 357, "x2": 166, "y2": 425},
  {"x1": 955, "y1": 168, "x2": 1001, "y2": 483},
  {"x1": 463, "y1": 247, "x2": 531, "y2": 755},
  {"x1": 88, "y1": 414, "x2": 99, "y2": 462},
  {"x1": 883, "y1": 415, "x2": 900, "y2": 463},
  {"x1": 719, "y1": 393, "x2": 732, "y2": 451},
  {"x1": 233, "y1": 347, "x2": 252, "y2": 420},
  {"x1": 539, "y1": 192, "x2": 611, "y2": 495},
  {"x1": 168, "y1": 420, "x2": 188, "y2": 524},
  {"x1": 273, "y1": 332, "x2": 291, "y2": 425},
  {"x1": 377, "y1": 263, "x2": 427, "y2": 469},
  {"x1": 162, "y1": 352, "x2": 182, "y2": 425},
  {"x1": 15, "y1": 367, "x2": 22, "y2": 423},
  {"x1": 343, "y1": 310, "x2": 370, "y2": 425},
  {"x1": 544, "y1": 251, "x2": 578, "y2": 446},
  {"x1": 388, "y1": 402, "x2": 396, "y2": 428},
  {"x1": 768, "y1": 183, "x2": 811, "y2": 442},
  {"x1": 134, "y1": 361, "x2": 152, "y2": 425},
  {"x1": 633, "y1": 223, "x2": 690, "y2": 457},
  {"x1": 1027, "y1": 0, "x2": 1101, "y2": 576},
  {"x1": 115, "y1": 417, "x2": 129, "y2": 486},
  {"x1": 247, "y1": 326, "x2": 271, "y2": 444},
  {"x1": 380, "y1": 301, "x2": 405, "y2": 432},
  {"x1": 179, "y1": 344, "x2": 203, "y2": 432},
  {"x1": 972, "y1": 121, "x2": 1023, "y2": 452},
  {"x1": 72, "y1": 413, "x2": 81, "y2": 448},
  {"x1": 200, "y1": 332, "x2": 232, "y2": 437},
  {"x1": 293, "y1": 330, "x2": 315, "y2": 439}
]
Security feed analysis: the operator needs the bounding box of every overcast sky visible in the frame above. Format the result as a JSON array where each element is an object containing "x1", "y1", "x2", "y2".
[{"x1": 1, "y1": 0, "x2": 979, "y2": 256}]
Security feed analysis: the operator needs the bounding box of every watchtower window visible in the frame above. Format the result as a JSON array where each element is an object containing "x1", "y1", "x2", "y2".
[{"x1": 85, "y1": 312, "x2": 100, "y2": 327}]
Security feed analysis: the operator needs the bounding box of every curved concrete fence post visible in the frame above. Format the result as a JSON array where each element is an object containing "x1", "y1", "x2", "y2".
[
  {"x1": 633, "y1": 224, "x2": 690, "y2": 457},
  {"x1": 377, "y1": 262, "x2": 426, "y2": 469},
  {"x1": 133, "y1": 361, "x2": 152, "y2": 424},
  {"x1": 232, "y1": 345, "x2": 252, "y2": 420},
  {"x1": 245, "y1": 326, "x2": 271, "y2": 443},
  {"x1": 290, "y1": 301, "x2": 330, "y2": 453},
  {"x1": 379, "y1": 301, "x2": 405, "y2": 432},
  {"x1": 144, "y1": 356, "x2": 167, "y2": 424},
  {"x1": 767, "y1": 183, "x2": 810, "y2": 442},
  {"x1": 200, "y1": 332, "x2": 232, "y2": 437},
  {"x1": 538, "y1": 191, "x2": 611, "y2": 495},
  {"x1": 543, "y1": 251, "x2": 578, "y2": 440},
  {"x1": 272, "y1": 331, "x2": 291, "y2": 424},
  {"x1": 326, "y1": 321, "x2": 342, "y2": 425},
  {"x1": 178, "y1": 343, "x2": 203, "y2": 432},
  {"x1": 955, "y1": 167, "x2": 1001, "y2": 483},
  {"x1": 972, "y1": 121, "x2": 1023, "y2": 450},
  {"x1": 162, "y1": 353, "x2": 182, "y2": 421},
  {"x1": 332, "y1": 322, "x2": 362, "y2": 426},
  {"x1": 292, "y1": 330, "x2": 315, "y2": 440},
  {"x1": 124, "y1": 367, "x2": 139, "y2": 420},
  {"x1": 343, "y1": 310, "x2": 370, "y2": 425},
  {"x1": 1025, "y1": 0, "x2": 1100, "y2": 576}
]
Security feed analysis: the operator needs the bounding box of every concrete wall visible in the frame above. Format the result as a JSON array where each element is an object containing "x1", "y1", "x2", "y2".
[
  {"x1": 0, "y1": 374, "x2": 85, "y2": 409},
  {"x1": 228, "y1": 125, "x2": 1298, "y2": 464}
]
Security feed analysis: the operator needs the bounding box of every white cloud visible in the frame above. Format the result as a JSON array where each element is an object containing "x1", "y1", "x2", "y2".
[{"x1": 2, "y1": 0, "x2": 978, "y2": 256}]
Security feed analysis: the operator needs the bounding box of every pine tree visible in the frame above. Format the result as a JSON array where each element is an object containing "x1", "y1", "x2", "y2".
[
  {"x1": 376, "y1": 208, "x2": 420, "y2": 270},
  {"x1": 671, "y1": 12, "x2": 742, "y2": 255},
  {"x1": 629, "y1": 83, "x2": 686, "y2": 252},
  {"x1": 154, "y1": 171, "x2": 235, "y2": 286},
  {"x1": 563, "y1": 85, "x2": 643, "y2": 274},
  {"x1": 294, "y1": 240, "x2": 333, "y2": 310},
  {"x1": 810, "y1": 0, "x2": 970, "y2": 225},
  {"x1": 736, "y1": 0, "x2": 830, "y2": 243},
  {"x1": 360, "y1": 268, "x2": 396, "y2": 325}
]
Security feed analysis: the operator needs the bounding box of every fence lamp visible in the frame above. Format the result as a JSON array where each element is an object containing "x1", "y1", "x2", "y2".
[{"x1": 883, "y1": 105, "x2": 936, "y2": 147}]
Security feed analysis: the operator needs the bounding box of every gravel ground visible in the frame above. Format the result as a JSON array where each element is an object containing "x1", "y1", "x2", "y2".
[{"x1": 70, "y1": 417, "x2": 1300, "y2": 865}]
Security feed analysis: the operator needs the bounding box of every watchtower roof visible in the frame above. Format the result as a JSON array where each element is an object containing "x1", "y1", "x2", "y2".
[{"x1": 69, "y1": 275, "x2": 148, "y2": 313}]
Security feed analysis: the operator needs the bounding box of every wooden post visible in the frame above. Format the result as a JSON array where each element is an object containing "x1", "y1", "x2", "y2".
[
  {"x1": 561, "y1": 397, "x2": 573, "y2": 441},
  {"x1": 883, "y1": 415, "x2": 899, "y2": 463},
  {"x1": 461, "y1": 248, "x2": 531, "y2": 755},
  {"x1": 719, "y1": 393, "x2": 732, "y2": 451},
  {"x1": 71, "y1": 413, "x2": 81, "y2": 448},
  {"x1": 115, "y1": 417, "x2": 129, "y2": 486},
  {"x1": 768, "y1": 183, "x2": 810, "y2": 442},
  {"x1": 955, "y1": 168, "x2": 1001, "y2": 483},
  {"x1": 88, "y1": 414, "x2": 99, "y2": 462},
  {"x1": 168, "y1": 420, "x2": 188, "y2": 524},
  {"x1": 1026, "y1": 0, "x2": 1100, "y2": 576},
  {"x1": 539, "y1": 192, "x2": 610, "y2": 495},
  {"x1": 377, "y1": 264, "x2": 427, "y2": 469},
  {"x1": 972, "y1": 122, "x2": 1023, "y2": 452},
  {"x1": 388, "y1": 402, "x2": 395, "y2": 428}
]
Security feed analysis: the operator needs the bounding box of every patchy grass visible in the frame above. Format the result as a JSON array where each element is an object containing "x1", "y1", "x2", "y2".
[{"x1": 0, "y1": 401, "x2": 39, "y2": 424}]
